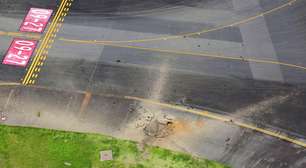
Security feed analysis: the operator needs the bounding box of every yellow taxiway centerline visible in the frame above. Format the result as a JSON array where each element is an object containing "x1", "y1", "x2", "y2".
[{"x1": 60, "y1": 38, "x2": 306, "y2": 72}]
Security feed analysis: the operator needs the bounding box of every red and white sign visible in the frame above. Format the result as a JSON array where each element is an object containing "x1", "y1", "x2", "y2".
[
  {"x1": 2, "y1": 39, "x2": 38, "y2": 67},
  {"x1": 20, "y1": 8, "x2": 53, "y2": 33}
]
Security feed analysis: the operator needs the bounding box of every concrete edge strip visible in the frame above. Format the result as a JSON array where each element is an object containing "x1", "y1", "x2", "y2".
[{"x1": 0, "y1": 82, "x2": 305, "y2": 148}]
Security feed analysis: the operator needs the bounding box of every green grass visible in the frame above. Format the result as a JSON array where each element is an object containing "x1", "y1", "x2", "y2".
[{"x1": 0, "y1": 125, "x2": 230, "y2": 168}]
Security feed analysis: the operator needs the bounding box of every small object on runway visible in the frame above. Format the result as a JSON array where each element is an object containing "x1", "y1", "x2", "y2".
[{"x1": 1, "y1": 116, "x2": 7, "y2": 121}]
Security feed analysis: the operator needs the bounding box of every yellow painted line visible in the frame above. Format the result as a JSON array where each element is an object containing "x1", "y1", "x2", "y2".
[
  {"x1": 22, "y1": 0, "x2": 69, "y2": 85},
  {"x1": 0, "y1": 81, "x2": 305, "y2": 148},
  {"x1": 0, "y1": 31, "x2": 41, "y2": 39},
  {"x1": 235, "y1": 121, "x2": 306, "y2": 148},
  {"x1": 60, "y1": 38, "x2": 306, "y2": 72},
  {"x1": 7, "y1": 32, "x2": 23, "y2": 36},
  {"x1": 81, "y1": 0, "x2": 298, "y2": 44},
  {"x1": 0, "y1": 82, "x2": 20, "y2": 86}
]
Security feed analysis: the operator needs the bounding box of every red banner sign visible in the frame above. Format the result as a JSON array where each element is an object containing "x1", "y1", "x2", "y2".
[
  {"x1": 20, "y1": 8, "x2": 53, "y2": 33},
  {"x1": 2, "y1": 39, "x2": 38, "y2": 67}
]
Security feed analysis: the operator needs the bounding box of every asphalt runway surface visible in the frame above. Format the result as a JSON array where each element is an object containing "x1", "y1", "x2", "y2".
[{"x1": 1, "y1": 0, "x2": 306, "y2": 167}]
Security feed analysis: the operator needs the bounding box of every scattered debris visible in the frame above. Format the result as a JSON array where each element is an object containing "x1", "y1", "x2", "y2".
[
  {"x1": 179, "y1": 97, "x2": 187, "y2": 105},
  {"x1": 143, "y1": 119, "x2": 173, "y2": 138},
  {"x1": 144, "y1": 112, "x2": 154, "y2": 121},
  {"x1": 195, "y1": 120, "x2": 205, "y2": 128},
  {"x1": 64, "y1": 162, "x2": 72, "y2": 166},
  {"x1": 37, "y1": 111, "x2": 41, "y2": 117},
  {"x1": 240, "y1": 56, "x2": 245, "y2": 61},
  {"x1": 157, "y1": 114, "x2": 174, "y2": 125},
  {"x1": 136, "y1": 119, "x2": 145, "y2": 128},
  {"x1": 143, "y1": 114, "x2": 175, "y2": 138},
  {"x1": 172, "y1": 119, "x2": 191, "y2": 134},
  {"x1": 0, "y1": 109, "x2": 6, "y2": 121},
  {"x1": 1, "y1": 115, "x2": 7, "y2": 121},
  {"x1": 131, "y1": 103, "x2": 175, "y2": 138},
  {"x1": 100, "y1": 150, "x2": 113, "y2": 161}
]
